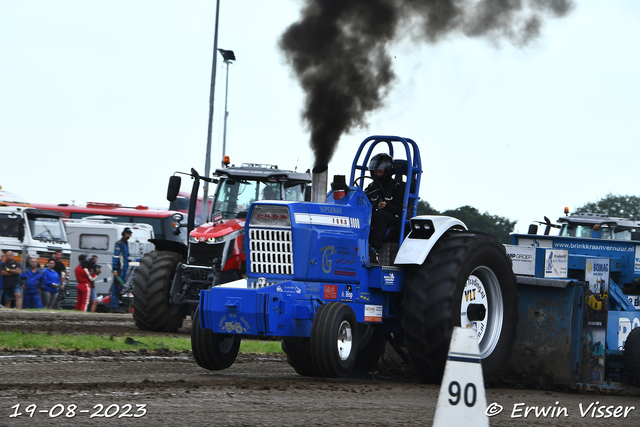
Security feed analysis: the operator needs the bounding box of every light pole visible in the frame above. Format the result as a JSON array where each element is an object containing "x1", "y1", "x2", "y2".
[
  {"x1": 202, "y1": 0, "x2": 221, "y2": 221},
  {"x1": 218, "y1": 48, "x2": 235, "y2": 168}
]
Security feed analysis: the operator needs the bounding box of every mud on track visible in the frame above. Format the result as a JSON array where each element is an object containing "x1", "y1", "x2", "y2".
[{"x1": 1, "y1": 309, "x2": 639, "y2": 426}]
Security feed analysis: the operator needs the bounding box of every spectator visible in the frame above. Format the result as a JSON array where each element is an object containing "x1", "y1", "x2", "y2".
[
  {"x1": 87, "y1": 255, "x2": 100, "y2": 312},
  {"x1": 111, "y1": 228, "x2": 132, "y2": 313},
  {"x1": 74, "y1": 254, "x2": 94, "y2": 311},
  {"x1": 0, "y1": 253, "x2": 3, "y2": 297},
  {"x1": 20, "y1": 258, "x2": 44, "y2": 309},
  {"x1": 50, "y1": 250, "x2": 66, "y2": 309},
  {"x1": 1, "y1": 251, "x2": 23, "y2": 309},
  {"x1": 41, "y1": 259, "x2": 61, "y2": 309}
]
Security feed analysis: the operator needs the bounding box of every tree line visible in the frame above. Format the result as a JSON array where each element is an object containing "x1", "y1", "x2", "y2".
[{"x1": 416, "y1": 193, "x2": 640, "y2": 244}]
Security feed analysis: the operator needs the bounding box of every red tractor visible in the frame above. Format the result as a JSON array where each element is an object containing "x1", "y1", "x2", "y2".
[{"x1": 132, "y1": 163, "x2": 311, "y2": 332}]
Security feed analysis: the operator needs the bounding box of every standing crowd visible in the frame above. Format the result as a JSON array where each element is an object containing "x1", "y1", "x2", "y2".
[
  {"x1": 1, "y1": 250, "x2": 66, "y2": 310},
  {"x1": 1, "y1": 227, "x2": 133, "y2": 312}
]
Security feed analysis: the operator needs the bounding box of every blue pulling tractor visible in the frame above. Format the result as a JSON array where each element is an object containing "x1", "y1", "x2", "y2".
[
  {"x1": 189, "y1": 135, "x2": 519, "y2": 382},
  {"x1": 506, "y1": 212, "x2": 640, "y2": 390}
]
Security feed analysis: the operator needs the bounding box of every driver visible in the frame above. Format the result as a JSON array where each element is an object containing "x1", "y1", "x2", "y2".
[
  {"x1": 263, "y1": 185, "x2": 278, "y2": 200},
  {"x1": 365, "y1": 153, "x2": 404, "y2": 264}
]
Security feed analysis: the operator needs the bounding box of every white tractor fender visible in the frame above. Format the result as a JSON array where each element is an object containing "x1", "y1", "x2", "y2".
[{"x1": 394, "y1": 216, "x2": 467, "y2": 265}]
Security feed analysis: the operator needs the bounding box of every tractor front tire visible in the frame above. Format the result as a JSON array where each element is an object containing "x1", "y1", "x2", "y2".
[
  {"x1": 132, "y1": 250, "x2": 185, "y2": 332},
  {"x1": 281, "y1": 337, "x2": 318, "y2": 377},
  {"x1": 401, "y1": 231, "x2": 518, "y2": 384},
  {"x1": 310, "y1": 303, "x2": 359, "y2": 378},
  {"x1": 624, "y1": 327, "x2": 640, "y2": 386},
  {"x1": 191, "y1": 305, "x2": 240, "y2": 370}
]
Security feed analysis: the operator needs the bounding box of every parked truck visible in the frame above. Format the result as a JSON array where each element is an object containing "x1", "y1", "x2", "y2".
[
  {"x1": 0, "y1": 187, "x2": 71, "y2": 269},
  {"x1": 132, "y1": 163, "x2": 311, "y2": 332},
  {"x1": 506, "y1": 211, "x2": 640, "y2": 389},
  {"x1": 182, "y1": 135, "x2": 518, "y2": 383}
]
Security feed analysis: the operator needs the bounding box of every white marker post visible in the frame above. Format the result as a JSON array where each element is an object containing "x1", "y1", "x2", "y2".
[{"x1": 433, "y1": 327, "x2": 489, "y2": 427}]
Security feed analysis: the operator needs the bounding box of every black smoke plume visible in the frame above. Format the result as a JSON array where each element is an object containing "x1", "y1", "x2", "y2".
[{"x1": 280, "y1": 0, "x2": 573, "y2": 168}]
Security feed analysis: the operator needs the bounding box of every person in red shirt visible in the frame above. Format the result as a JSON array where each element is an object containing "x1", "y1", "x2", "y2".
[{"x1": 74, "y1": 254, "x2": 95, "y2": 311}]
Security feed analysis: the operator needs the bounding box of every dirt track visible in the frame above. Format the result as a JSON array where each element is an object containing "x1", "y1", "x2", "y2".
[{"x1": 1, "y1": 309, "x2": 639, "y2": 426}]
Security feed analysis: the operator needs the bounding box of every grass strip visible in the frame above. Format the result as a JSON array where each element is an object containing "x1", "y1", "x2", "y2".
[{"x1": 0, "y1": 331, "x2": 283, "y2": 354}]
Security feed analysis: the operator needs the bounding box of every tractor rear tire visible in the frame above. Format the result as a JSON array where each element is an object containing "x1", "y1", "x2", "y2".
[
  {"x1": 132, "y1": 250, "x2": 185, "y2": 332},
  {"x1": 401, "y1": 231, "x2": 518, "y2": 384},
  {"x1": 191, "y1": 305, "x2": 241, "y2": 370},
  {"x1": 624, "y1": 327, "x2": 640, "y2": 386},
  {"x1": 281, "y1": 337, "x2": 318, "y2": 377},
  {"x1": 310, "y1": 303, "x2": 359, "y2": 378}
]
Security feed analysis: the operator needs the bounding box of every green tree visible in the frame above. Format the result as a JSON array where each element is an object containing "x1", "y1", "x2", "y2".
[
  {"x1": 574, "y1": 193, "x2": 640, "y2": 220},
  {"x1": 416, "y1": 200, "x2": 439, "y2": 215},
  {"x1": 414, "y1": 201, "x2": 516, "y2": 244},
  {"x1": 441, "y1": 205, "x2": 516, "y2": 244}
]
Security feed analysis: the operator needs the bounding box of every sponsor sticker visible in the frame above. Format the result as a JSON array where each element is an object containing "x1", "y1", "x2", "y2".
[
  {"x1": 218, "y1": 314, "x2": 250, "y2": 333},
  {"x1": 364, "y1": 304, "x2": 383, "y2": 322},
  {"x1": 585, "y1": 259, "x2": 610, "y2": 294},
  {"x1": 324, "y1": 284, "x2": 337, "y2": 300},
  {"x1": 340, "y1": 285, "x2": 353, "y2": 302},
  {"x1": 383, "y1": 272, "x2": 396, "y2": 286},
  {"x1": 544, "y1": 249, "x2": 568, "y2": 278},
  {"x1": 504, "y1": 245, "x2": 536, "y2": 276}
]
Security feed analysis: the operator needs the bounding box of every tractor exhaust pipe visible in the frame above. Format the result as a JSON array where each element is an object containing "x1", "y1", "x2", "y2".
[{"x1": 311, "y1": 165, "x2": 328, "y2": 203}]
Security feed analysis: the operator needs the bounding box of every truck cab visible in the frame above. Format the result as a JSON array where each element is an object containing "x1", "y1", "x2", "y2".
[
  {"x1": 0, "y1": 188, "x2": 71, "y2": 268},
  {"x1": 557, "y1": 213, "x2": 640, "y2": 241}
]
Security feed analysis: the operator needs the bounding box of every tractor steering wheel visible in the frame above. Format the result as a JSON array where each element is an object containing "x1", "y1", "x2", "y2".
[{"x1": 352, "y1": 176, "x2": 385, "y2": 206}]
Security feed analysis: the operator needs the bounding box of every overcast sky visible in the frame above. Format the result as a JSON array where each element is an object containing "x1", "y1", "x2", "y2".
[{"x1": 1, "y1": 1, "x2": 638, "y2": 233}]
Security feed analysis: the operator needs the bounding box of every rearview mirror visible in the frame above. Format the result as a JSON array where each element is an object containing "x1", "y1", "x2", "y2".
[{"x1": 167, "y1": 176, "x2": 181, "y2": 202}]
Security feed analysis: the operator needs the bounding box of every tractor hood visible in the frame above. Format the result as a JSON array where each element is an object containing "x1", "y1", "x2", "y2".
[{"x1": 190, "y1": 218, "x2": 245, "y2": 242}]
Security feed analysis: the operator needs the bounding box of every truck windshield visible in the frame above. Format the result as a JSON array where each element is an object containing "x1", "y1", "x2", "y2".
[
  {"x1": 213, "y1": 179, "x2": 306, "y2": 220},
  {"x1": 0, "y1": 214, "x2": 21, "y2": 238},
  {"x1": 27, "y1": 214, "x2": 68, "y2": 243},
  {"x1": 560, "y1": 224, "x2": 594, "y2": 239}
]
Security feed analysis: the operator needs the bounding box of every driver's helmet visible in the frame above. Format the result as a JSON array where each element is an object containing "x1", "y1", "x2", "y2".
[{"x1": 368, "y1": 153, "x2": 394, "y2": 182}]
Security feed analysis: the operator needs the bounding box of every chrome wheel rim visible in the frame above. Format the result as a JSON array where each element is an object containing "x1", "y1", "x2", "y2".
[{"x1": 460, "y1": 266, "x2": 504, "y2": 359}]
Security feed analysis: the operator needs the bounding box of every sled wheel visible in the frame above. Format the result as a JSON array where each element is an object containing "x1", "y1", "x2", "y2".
[
  {"x1": 401, "y1": 231, "x2": 518, "y2": 384},
  {"x1": 132, "y1": 250, "x2": 185, "y2": 332},
  {"x1": 350, "y1": 325, "x2": 387, "y2": 376},
  {"x1": 191, "y1": 305, "x2": 240, "y2": 370},
  {"x1": 624, "y1": 327, "x2": 640, "y2": 386},
  {"x1": 310, "y1": 303, "x2": 359, "y2": 377},
  {"x1": 281, "y1": 337, "x2": 319, "y2": 377}
]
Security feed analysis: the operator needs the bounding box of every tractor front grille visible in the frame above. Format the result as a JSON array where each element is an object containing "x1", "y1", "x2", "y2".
[
  {"x1": 188, "y1": 241, "x2": 225, "y2": 266},
  {"x1": 249, "y1": 228, "x2": 294, "y2": 275}
]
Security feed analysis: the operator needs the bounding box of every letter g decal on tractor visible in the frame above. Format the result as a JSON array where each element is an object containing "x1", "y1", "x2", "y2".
[{"x1": 321, "y1": 246, "x2": 335, "y2": 273}]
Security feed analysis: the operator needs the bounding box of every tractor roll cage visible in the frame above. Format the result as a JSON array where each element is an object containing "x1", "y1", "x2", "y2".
[{"x1": 349, "y1": 135, "x2": 423, "y2": 243}]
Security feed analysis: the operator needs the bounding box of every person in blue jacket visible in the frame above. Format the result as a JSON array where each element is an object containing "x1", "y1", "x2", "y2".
[
  {"x1": 20, "y1": 257, "x2": 44, "y2": 309},
  {"x1": 41, "y1": 259, "x2": 62, "y2": 309},
  {"x1": 111, "y1": 227, "x2": 132, "y2": 312}
]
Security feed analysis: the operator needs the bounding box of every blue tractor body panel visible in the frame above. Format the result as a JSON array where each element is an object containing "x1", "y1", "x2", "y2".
[
  {"x1": 199, "y1": 135, "x2": 421, "y2": 339},
  {"x1": 198, "y1": 187, "x2": 409, "y2": 337}
]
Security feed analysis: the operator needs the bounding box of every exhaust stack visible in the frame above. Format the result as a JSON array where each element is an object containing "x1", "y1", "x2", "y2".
[{"x1": 311, "y1": 165, "x2": 328, "y2": 203}]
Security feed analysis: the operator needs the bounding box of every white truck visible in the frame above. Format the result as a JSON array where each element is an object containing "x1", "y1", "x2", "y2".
[
  {"x1": 62, "y1": 217, "x2": 155, "y2": 310},
  {"x1": 0, "y1": 188, "x2": 71, "y2": 268}
]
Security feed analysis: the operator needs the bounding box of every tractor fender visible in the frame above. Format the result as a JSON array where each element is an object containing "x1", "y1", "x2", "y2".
[
  {"x1": 394, "y1": 215, "x2": 466, "y2": 265},
  {"x1": 149, "y1": 238, "x2": 188, "y2": 258}
]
